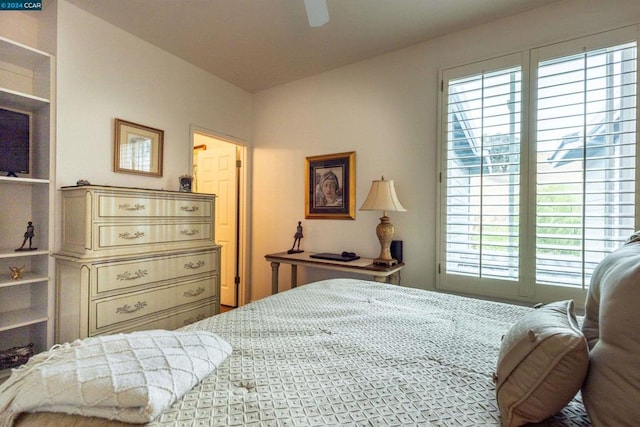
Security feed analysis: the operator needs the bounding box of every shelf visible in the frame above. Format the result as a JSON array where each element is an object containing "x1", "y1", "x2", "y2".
[
  {"x1": 0, "y1": 87, "x2": 49, "y2": 111},
  {"x1": 0, "y1": 273, "x2": 49, "y2": 289},
  {"x1": 0, "y1": 249, "x2": 49, "y2": 259},
  {"x1": 0, "y1": 176, "x2": 49, "y2": 185},
  {"x1": 0, "y1": 36, "x2": 51, "y2": 69},
  {"x1": 0, "y1": 307, "x2": 47, "y2": 332}
]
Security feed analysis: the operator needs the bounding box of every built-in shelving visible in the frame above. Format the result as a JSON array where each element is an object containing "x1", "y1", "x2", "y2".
[
  {"x1": 0, "y1": 176, "x2": 50, "y2": 185},
  {"x1": 0, "y1": 35, "x2": 55, "y2": 377}
]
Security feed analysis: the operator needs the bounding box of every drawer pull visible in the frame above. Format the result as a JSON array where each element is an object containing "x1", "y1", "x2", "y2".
[
  {"x1": 184, "y1": 260, "x2": 205, "y2": 270},
  {"x1": 116, "y1": 301, "x2": 148, "y2": 314},
  {"x1": 118, "y1": 203, "x2": 145, "y2": 211},
  {"x1": 180, "y1": 229, "x2": 199, "y2": 236},
  {"x1": 116, "y1": 269, "x2": 148, "y2": 281},
  {"x1": 180, "y1": 205, "x2": 199, "y2": 212},
  {"x1": 183, "y1": 314, "x2": 207, "y2": 325},
  {"x1": 119, "y1": 231, "x2": 145, "y2": 240},
  {"x1": 184, "y1": 287, "x2": 206, "y2": 297}
]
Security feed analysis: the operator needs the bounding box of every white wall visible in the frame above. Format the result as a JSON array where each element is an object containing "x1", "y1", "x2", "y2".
[
  {"x1": 250, "y1": 0, "x2": 640, "y2": 301},
  {"x1": 56, "y1": 0, "x2": 252, "y2": 191},
  {"x1": 0, "y1": 11, "x2": 39, "y2": 47}
]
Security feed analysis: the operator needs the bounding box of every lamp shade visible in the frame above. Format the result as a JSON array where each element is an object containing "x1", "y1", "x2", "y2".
[{"x1": 359, "y1": 177, "x2": 407, "y2": 213}]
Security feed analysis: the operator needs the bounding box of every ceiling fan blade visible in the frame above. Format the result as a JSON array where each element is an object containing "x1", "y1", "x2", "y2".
[{"x1": 304, "y1": 0, "x2": 329, "y2": 27}]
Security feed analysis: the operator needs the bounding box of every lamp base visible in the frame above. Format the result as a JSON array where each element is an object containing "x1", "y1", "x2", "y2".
[
  {"x1": 373, "y1": 215, "x2": 397, "y2": 266},
  {"x1": 373, "y1": 257, "x2": 398, "y2": 266}
]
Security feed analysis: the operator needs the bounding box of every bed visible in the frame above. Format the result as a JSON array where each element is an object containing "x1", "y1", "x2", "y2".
[{"x1": 11, "y1": 278, "x2": 590, "y2": 426}]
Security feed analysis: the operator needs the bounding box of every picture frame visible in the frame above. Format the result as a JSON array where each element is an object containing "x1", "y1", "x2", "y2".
[
  {"x1": 114, "y1": 118, "x2": 164, "y2": 177},
  {"x1": 179, "y1": 175, "x2": 193, "y2": 192},
  {"x1": 305, "y1": 151, "x2": 356, "y2": 219}
]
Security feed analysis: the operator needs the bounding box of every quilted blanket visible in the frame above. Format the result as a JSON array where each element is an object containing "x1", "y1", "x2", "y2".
[
  {"x1": 14, "y1": 279, "x2": 589, "y2": 426},
  {"x1": 1, "y1": 330, "x2": 231, "y2": 425}
]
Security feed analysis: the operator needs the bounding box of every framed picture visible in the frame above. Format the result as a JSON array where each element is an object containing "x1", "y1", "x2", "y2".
[
  {"x1": 179, "y1": 175, "x2": 193, "y2": 192},
  {"x1": 305, "y1": 151, "x2": 356, "y2": 219},
  {"x1": 114, "y1": 118, "x2": 164, "y2": 177}
]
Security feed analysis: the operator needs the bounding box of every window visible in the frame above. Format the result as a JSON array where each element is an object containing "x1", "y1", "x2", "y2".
[
  {"x1": 120, "y1": 136, "x2": 152, "y2": 172},
  {"x1": 438, "y1": 27, "x2": 638, "y2": 303}
]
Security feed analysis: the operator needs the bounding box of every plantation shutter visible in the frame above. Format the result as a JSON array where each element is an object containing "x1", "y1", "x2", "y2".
[
  {"x1": 443, "y1": 63, "x2": 522, "y2": 281},
  {"x1": 534, "y1": 41, "x2": 637, "y2": 288},
  {"x1": 439, "y1": 27, "x2": 638, "y2": 303}
]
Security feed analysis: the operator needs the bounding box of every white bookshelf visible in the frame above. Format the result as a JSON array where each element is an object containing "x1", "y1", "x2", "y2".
[{"x1": 0, "y1": 35, "x2": 54, "y2": 379}]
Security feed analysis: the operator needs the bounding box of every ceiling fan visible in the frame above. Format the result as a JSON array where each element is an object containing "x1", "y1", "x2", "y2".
[{"x1": 304, "y1": 0, "x2": 330, "y2": 27}]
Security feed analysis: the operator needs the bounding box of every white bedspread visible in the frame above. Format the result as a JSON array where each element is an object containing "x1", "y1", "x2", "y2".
[
  {"x1": 2, "y1": 330, "x2": 231, "y2": 425},
  {"x1": 14, "y1": 279, "x2": 589, "y2": 426}
]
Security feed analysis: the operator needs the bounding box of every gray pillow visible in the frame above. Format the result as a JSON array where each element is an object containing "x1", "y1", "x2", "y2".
[{"x1": 581, "y1": 241, "x2": 640, "y2": 426}]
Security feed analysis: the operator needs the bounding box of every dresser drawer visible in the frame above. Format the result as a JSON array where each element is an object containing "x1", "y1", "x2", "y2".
[
  {"x1": 97, "y1": 222, "x2": 213, "y2": 249},
  {"x1": 112, "y1": 302, "x2": 215, "y2": 334},
  {"x1": 93, "y1": 249, "x2": 219, "y2": 295},
  {"x1": 92, "y1": 275, "x2": 218, "y2": 333},
  {"x1": 59, "y1": 186, "x2": 216, "y2": 258},
  {"x1": 97, "y1": 194, "x2": 213, "y2": 219}
]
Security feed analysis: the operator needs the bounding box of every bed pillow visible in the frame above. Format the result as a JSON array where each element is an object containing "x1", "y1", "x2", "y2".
[
  {"x1": 0, "y1": 329, "x2": 232, "y2": 426},
  {"x1": 581, "y1": 241, "x2": 640, "y2": 425},
  {"x1": 494, "y1": 300, "x2": 589, "y2": 427}
]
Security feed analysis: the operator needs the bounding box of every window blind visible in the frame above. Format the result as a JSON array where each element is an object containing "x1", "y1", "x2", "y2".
[
  {"x1": 535, "y1": 41, "x2": 637, "y2": 288},
  {"x1": 445, "y1": 66, "x2": 522, "y2": 280},
  {"x1": 439, "y1": 27, "x2": 638, "y2": 302}
]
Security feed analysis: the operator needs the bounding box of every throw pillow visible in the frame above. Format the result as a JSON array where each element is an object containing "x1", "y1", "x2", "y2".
[
  {"x1": 494, "y1": 300, "x2": 589, "y2": 427},
  {"x1": 581, "y1": 241, "x2": 640, "y2": 426}
]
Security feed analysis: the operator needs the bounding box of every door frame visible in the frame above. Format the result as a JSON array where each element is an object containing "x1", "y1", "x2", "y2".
[{"x1": 189, "y1": 125, "x2": 250, "y2": 306}]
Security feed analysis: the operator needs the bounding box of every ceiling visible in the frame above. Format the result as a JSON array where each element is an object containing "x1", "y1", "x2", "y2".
[{"x1": 65, "y1": 0, "x2": 561, "y2": 93}]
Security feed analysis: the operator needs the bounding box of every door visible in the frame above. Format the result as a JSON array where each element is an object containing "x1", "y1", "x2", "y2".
[{"x1": 194, "y1": 134, "x2": 239, "y2": 307}]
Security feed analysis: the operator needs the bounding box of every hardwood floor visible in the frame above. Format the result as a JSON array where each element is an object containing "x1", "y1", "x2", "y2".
[{"x1": 220, "y1": 305, "x2": 234, "y2": 313}]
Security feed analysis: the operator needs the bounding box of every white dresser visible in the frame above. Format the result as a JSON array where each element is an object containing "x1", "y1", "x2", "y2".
[{"x1": 55, "y1": 185, "x2": 220, "y2": 343}]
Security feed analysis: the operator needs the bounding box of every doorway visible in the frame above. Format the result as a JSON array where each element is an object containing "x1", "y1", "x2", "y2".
[{"x1": 191, "y1": 128, "x2": 247, "y2": 308}]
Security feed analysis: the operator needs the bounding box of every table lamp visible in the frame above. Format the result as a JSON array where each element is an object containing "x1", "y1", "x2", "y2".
[{"x1": 359, "y1": 176, "x2": 406, "y2": 265}]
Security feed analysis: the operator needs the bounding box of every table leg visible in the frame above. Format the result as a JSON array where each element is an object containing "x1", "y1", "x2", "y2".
[
  {"x1": 291, "y1": 265, "x2": 298, "y2": 288},
  {"x1": 388, "y1": 272, "x2": 400, "y2": 285},
  {"x1": 372, "y1": 274, "x2": 399, "y2": 285},
  {"x1": 270, "y1": 262, "x2": 280, "y2": 294}
]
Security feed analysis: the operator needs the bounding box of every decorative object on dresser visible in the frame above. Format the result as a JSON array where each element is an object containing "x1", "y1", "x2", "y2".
[
  {"x1": 359, "y1": 176, "x2": 407, "y2": 265},
  {"x1": 179, "y1": 175, "x2": 193, "y2": 192},
  {"x1": 113, "y1": 119, "x2": 164, "y2": 177},
  {"x1": 54, "y1": 185, "x2": 221, "y2": 343},
  {"x1": 305, "y1": 151, "x2": 356, "y2": 219}
]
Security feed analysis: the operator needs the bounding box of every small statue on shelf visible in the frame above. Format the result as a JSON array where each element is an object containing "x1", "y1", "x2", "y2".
[
  {"x1": 9, "y1": 266, "x2": 25, "y2": 280},
  {"x1": 287, "y1": 221, "x2": 304, "y2": 254},
  {"x1": 15, "y1": 221, "x2": 37, "y2": 251}
]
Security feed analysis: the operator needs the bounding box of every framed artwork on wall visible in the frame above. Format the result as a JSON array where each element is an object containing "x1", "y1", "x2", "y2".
[
  {"x1": 305, "y1": 151, "x2": 355, "y2": 219},
  {"x1": 114, "y1": 118, "x2": 164, "y2": 177}
]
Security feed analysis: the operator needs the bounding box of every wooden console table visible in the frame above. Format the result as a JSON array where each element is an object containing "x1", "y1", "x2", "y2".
[{"x1": 265, "y1": 251, "x2": 405, "y2": 294}]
